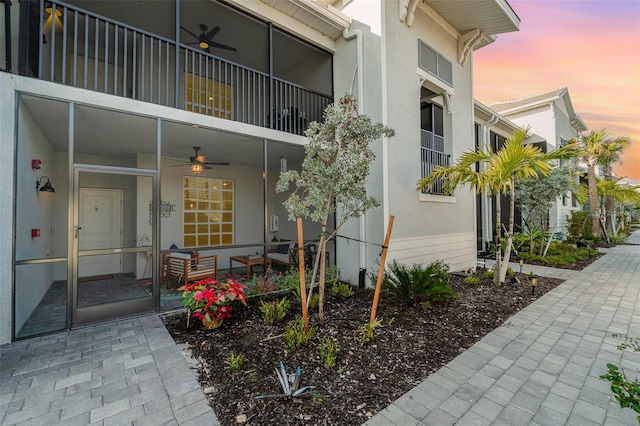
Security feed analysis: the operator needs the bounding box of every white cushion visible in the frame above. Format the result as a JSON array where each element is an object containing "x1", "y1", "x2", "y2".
[{"x1": 170, "y1": 252, "x2": 191, "y2": 259}]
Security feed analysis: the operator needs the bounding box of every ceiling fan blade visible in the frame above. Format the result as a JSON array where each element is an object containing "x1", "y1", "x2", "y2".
[
  {"x1": 206, "y1": 26, "x2": 221, "y2": 40},
  {"x1": 203, "y1": 161, "x2": 230, "y2": 166},
  {"x1": 180, "y1": 25, "x2": 200, "y2": 40},
  {"x1": 210, "y1": 41, "x2": 237, "y2": 52},
  {"x1": 203, "y1": 164, "x2": 212, "y2": 170}
]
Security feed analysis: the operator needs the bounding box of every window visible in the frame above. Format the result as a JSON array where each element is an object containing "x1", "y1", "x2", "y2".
[
  {"x1": 183, "y1": 177, "x2": 234, "y2": 248},
  {"x1": 185, "y1": 74, "x2": 232, "y2": 119},
  {"x1": 420, "y1": 95, "x2": 449, "y2": 195}
]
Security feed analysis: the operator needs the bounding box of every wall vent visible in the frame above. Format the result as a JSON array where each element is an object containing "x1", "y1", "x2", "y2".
[{"x1": 418, "y1": 40, "x2": 453, "y2": 86}]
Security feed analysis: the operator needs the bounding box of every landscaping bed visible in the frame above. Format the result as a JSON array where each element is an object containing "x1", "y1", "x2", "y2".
[{"x1": 162, "y1": 272, "x2": 564, "y2": 426}]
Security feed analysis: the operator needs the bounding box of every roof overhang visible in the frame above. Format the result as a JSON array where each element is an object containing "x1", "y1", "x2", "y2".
[
  {"x1": 422, "y1": 0, "x2": 520, "y2": 36},
  {"x1": 257, "y1": 0, "x2": 351, "y2": 40}
]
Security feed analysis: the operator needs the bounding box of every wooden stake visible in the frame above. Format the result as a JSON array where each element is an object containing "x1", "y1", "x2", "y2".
[
  {"x1": 297, "y1": 217, "x2": 309, "y2": 332},
  {"x1": 370, "y1": 215, "x2": 394, "y2": 325}
]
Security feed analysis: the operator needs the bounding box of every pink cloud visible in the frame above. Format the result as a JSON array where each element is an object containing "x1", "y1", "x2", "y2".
[{"x1": 474, "y1": 0, "x2": 640, "y2": 178}]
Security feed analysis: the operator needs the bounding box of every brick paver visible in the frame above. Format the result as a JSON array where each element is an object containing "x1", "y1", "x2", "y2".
[{"x1": 0, "y1": 315, "x2": 219, "y2": 425}]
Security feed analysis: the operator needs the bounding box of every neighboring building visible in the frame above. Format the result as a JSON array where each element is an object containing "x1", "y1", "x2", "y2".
[
  {"x1": 0, "y1": 0, "x2": 519, "y2": 343},
  {"x1": 489, "y1": 87, "x2": 588, "y2": 235},
  {"x1": 473, "y1": 100, "x2": 547, "y2": 250}
]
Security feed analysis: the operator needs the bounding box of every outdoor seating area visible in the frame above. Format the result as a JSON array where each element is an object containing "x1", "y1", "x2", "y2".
[{"x1": 162, "y1": 252, "x2": 218, "y2": 289}]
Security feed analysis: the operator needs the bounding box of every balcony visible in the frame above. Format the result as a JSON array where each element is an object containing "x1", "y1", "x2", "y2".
[
  {"x1": 420, "y1": 129, "x2": 449, "y2": 195},
  {"x1": 6, "y1": 0, "x2": 333, "y2": 136}
]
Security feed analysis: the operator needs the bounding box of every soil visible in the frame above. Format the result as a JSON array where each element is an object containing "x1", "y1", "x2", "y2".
[{"x1": 162, "y1": 271, "x2": 564, "y2": 426}]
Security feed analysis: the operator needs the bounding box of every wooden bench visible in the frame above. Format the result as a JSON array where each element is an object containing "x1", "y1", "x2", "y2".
[{"x1": 163, "y1": 251, "x2": 218, "y2": 289}]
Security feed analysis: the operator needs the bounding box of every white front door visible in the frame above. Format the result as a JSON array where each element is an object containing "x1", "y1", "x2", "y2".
[{"x1": 78, "y1": 188, "x2": 123, "y2": 277}]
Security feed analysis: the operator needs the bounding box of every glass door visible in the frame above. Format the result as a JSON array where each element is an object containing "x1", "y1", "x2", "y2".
[{"x1": 73, "y1": 168, "x2": 157, "y2": 326}]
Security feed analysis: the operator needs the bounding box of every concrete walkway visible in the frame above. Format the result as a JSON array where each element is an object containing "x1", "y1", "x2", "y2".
[{"x1": 1, "y1": 231, "x2": 638, "y2": 426}]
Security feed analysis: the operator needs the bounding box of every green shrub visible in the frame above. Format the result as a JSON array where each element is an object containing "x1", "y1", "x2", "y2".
[
  {"x1": 324, "y1": 265, "x2": 341, "y2": 287},
  {"x1": 600, "y1": 334, "x2": 640, "y2": 422},
  {"x1": 225, "y1": 353, "x2": 245, "y2": 375},
  {"x1": 480, "y1": 269, "x2": 495, "y2": 280},
  {"x1": 465, "y1": 276, "x2": 480, "y2": 285},
  {"x1": 331, "y1": 282, "x2": 354, "y2": 298},
  {"x1": 360, "y1": 318, "x2": 382, "y2": 345},
  {"x1": 320, "y1": 338, "x2": 338, "y2": 368},
  {"x1": 281, "y1": 268, "x2": 303, "y2": 301},
  {"x1": 283, "y1": 317, "x2": 316, "y2": 352},
  {"x1": 566, "y1": 210, "x2": 591, "y2": 242},
  {"x1": 259, "y1": 297, "x2": 290, "y2": 325},
  {"x1": 308, "y1": 293, "x2": 320, "y2": 309},
  {"x1": 381, "y1": 260, "x2": 455, "y2": 306},
  {"x1": 506, "y1": 267, "x2": 515, "y2": 277}
]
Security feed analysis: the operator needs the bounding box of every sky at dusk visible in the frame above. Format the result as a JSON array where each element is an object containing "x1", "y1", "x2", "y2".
[{"x1": 473, "y1": 0, "x2": 640, "y2": 179}]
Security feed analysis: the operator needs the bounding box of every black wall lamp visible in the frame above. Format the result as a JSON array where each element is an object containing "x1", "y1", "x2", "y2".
[{"x1": 36, "y1": 176, "x2": 55, "y2": 192}]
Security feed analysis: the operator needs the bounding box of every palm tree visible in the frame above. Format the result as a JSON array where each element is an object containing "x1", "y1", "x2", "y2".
[
  {"x1": 569, "y1": 129, "x2": 630, "y2": 237},
  {"x1": 599, "y1": 137, "x2": 631, "y2": 233},
  {"x1": 417, "y1": 128, "x2": 574, "y2": 285},
  {"x1": 597, "y1": 179, "x2": 640, "y2": 234}
]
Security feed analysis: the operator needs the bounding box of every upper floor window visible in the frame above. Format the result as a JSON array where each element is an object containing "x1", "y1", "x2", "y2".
[{"x1": 420, "y1": 91, "x2": 449, "y2": 195}]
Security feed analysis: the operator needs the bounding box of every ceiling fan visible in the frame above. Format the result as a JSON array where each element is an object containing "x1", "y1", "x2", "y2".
[
  {"x1": 180, "y1": 24, "x2": 237, "y2": 53},
  {"x1": 173, "y1": 146, "x2": 229, "y2": 175}
]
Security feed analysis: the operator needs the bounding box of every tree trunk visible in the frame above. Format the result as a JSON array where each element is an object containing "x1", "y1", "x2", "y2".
[
  {"x1": 499, "y1": 182, "x2": 515, "y2": 284},
  {"x1": 494, "y1": 195, "x2": 502, "y2": 286},
  {"x1": 587, "y1": 161, "x2": 600, "y2": 237},
  {"x1": 603, "y1": 164, "x2": 615, "y2": 234},
  {"x1": 318, "y1": 238, "x2": 327, "y2": 325}
]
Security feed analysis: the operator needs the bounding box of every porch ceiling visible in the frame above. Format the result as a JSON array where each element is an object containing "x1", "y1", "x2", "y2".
[
  {"x1": 424, "y1": 0, "x2": 520, "y2": 35},
  {"x1": 20, "y1": 95, "x2": 305, "y2": 170}
]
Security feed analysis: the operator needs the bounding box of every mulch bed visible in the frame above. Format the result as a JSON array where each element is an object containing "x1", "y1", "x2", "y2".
[{"x1": 162, "y1": 272, "x2": 564, "y2": 426}]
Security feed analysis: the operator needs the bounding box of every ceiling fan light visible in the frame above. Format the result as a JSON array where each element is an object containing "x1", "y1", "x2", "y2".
[
  {"x1": 199, "y1": 41, "x2": 209, "y2": 49},
  {"x1": 190, "y1": 163, "x2": 204, "y2": 175}
]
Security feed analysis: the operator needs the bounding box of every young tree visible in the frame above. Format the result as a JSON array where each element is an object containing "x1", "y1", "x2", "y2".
[
  {"x1": 514, "y1": 166, "x2": 580, "y2": 254},
  {"x1": 568, "y1": 129, "x2": 630, "y2": 237},
  {"x1": 597, "y1": 179, "x2": 640, "y2": 235},
  {"x1": 418, "y1": 128, "x2": 574, "y2": 285},
  {"x1": 276, "y1": 94, "x2": 394, "y2": 323}
]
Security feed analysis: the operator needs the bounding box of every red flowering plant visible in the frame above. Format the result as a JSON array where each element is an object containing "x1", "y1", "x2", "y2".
[{"x1": 178, "y1": 277, "x2": 247, "y2": 329}]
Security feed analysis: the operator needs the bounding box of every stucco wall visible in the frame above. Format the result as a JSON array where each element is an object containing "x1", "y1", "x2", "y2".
[{"x1": 0, "y1": 73, "x2": 16, "y2": 344}]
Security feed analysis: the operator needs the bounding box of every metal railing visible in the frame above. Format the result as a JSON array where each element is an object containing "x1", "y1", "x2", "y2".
[
  {"x1": 36, "y1": 0, "x2": 332, "y2": 134},
  {"x1": 420, "y1": 129, "x2": 449, "y2": 195}
]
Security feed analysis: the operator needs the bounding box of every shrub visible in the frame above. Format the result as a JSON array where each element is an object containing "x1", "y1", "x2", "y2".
[
  {"x1": 281, "y1": 268, "x2": 303, "y2": 301},
  {"x1": 480, "y1": 269, "x2": 495, "y2": 280},
  {"x1": 360, "y1": 317, "x2": 382, "y2": 345},
  {"x1": 260, "y1": 297, "x2": 290, "y2": 325},
  {"x1": 566, "y1": 210, "x2": 591, "y2": 242},
  {"x1": 381, "y1": 260, "x2": 455, "y2": 306},
  {"x1": 308, "y1": 294, "x2": 320, "y2": 309},
  {"x1": 465, "y1": 276, "x2": 480, "y2": 285},
  {"x1": 324, "y1": 265, "x2": 341, "y2": 287},
  {"x1": 331, "y1": 282, "x2": 354, "y2": 298},
  {"x1": 283, "y1": 317, "x2": 316, "y2": 352},
  {"x1": 506, "y1": 267, "x2": 515, "y2": 277},
  {"x1": 600, "y1": 334, "x2": 640, "y2": 422},
  {"x1": 320, "y1": 338, "x2": 338, "y2": 368},
  {"x1": 247, "y1": 266, "x2": 280, "y2": 296},
  {"x1": 225, "y1": 353, "x2": 245, "y2": 375}
]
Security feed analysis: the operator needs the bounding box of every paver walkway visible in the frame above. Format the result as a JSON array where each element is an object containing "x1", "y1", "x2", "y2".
[
  {"x1": 0, "y1": 315, "x2": 218, "y2": 425},
  {"x1": 1, "y1": 231, "x2": 639, "y2": 425},
  {"x1": 365, "y1": 230, "x2": 640, "y2": 426}
]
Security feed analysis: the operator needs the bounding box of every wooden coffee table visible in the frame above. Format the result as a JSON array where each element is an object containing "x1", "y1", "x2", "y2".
[{"x1": 229, "y1": 255, "x2": 270, "y2": 280}]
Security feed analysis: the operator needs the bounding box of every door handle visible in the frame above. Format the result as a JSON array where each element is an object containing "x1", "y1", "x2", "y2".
[{"x1": 74, "y1": 225, "x2": 82, "y2": 238}]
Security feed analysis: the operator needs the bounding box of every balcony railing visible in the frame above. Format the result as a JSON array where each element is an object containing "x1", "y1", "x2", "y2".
[
  {"x1": 34, "y1": 0, "x2": 332, "y2": 135},
  {"x1": 420, "y1": 129, "x2": 449, "y2": 195}
]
